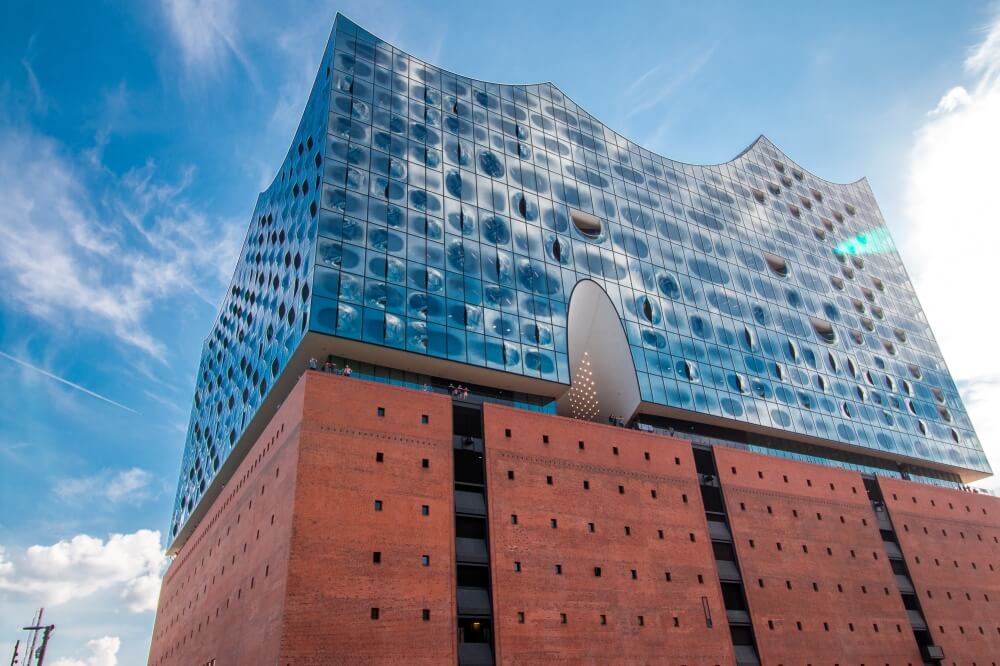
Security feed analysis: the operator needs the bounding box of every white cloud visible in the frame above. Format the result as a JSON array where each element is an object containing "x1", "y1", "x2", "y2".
[
  {"x1": 0, "y1": 125, "x2": 244, "y2": 358},
  {"x1": 901, "y1": 11, "x2": 1000, "y2": 491},
  {"x1": 0, "y1": 530, "x2": 166, "y2": 612},
  {"x1": 52, "y1": 636, "x2": 120, "y2": 666},
  {"x1": 55, "y1": 468, "x2": 158, "y2": 505},
  {"x1": 161, "y1": 0, "x2": 257, "y2": 84}
]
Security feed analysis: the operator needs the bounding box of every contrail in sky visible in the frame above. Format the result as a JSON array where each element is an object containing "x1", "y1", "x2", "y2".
[{"x1": 0, "y1": 350, "x2": 139, "y2": 414}]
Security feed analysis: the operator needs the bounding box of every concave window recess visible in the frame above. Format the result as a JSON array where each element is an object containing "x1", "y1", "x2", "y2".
[
  {"x1": 763, "y1": 252, "x2": 789, "y2": 277},
  {"x1": 571, "y1": 210, "x2": 603, "y2": 239}
]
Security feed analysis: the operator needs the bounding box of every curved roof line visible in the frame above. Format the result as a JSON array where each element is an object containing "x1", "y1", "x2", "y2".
[{"x1": 336, "y1": 13, "x2": 869, "y2": 188}]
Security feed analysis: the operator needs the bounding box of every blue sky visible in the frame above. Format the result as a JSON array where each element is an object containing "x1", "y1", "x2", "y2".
[{"x1": 1, "y1": 1, "x2": 999, "y2": 664}]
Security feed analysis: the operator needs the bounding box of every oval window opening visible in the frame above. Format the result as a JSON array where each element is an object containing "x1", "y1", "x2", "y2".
[
  {"x1": 571, "y1": 210, "x2": 602, "y2": 238},
  {"x1": 642, "y1": 298, "x2": 653, "y2": 322},
  {"x1": 764, "y1": 252, "x2": 789, "y2": 277},
  {"x1": 810, "y1": 317, "x2": 837, "y2": 344},
  {"x1": 552, "y1": 238, "x2": 562, "y2": 262}
]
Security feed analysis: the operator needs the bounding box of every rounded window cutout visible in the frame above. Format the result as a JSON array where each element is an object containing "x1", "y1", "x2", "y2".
[
  {"x1": 764, "y1": 252, "x2": 789, "y2": 277},
  {"x1": 893, "y1": 327, "x2": 906, "y2": 342},
  {"x1": 752, "y1": 189, "x2": 766, "y2": 203},
  {"x1": 861, "y1": 317, "x2": 875, "y2": 332},
  {"x1": 830, "y1": 276, "x2": 845, "y2": 291},
  {"x1": 571, "y1": 210, "x2": 603, "y2": 239},
  {"x1": 849, "y1": 329, "x2": 864, "y2": 345},
  {"x1": 552, "y1": 237, "x2": 563, "y2": 262},
  {"x1": 938, "y1": 405, "x2": 952, "y2": 422},
  {"x1": 810, "y1": 317, "x2": 837, "y2": 344},
  {"x1": 931, "y1": 387, "x2": 945, "y2": 403},
  {"x1": 882, "y1": 339, "x2": 897, "y2": 355},
  {"x1": 908, "y1": 364, "x2": 923, "y2": 380}
]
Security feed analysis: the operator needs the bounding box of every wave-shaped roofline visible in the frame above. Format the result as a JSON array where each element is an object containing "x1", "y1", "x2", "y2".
[{"x1": 335, "y1": 13, "x2": 869, "y2": 188}]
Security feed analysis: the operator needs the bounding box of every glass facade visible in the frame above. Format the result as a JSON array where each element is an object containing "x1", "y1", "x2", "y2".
[{"x1": 169, "y1": 14, "x2": 989, "y2": 544}]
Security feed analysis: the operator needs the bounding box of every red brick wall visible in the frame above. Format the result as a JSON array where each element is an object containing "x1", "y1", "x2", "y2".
[
  {"x1": 148, "y1": 375, "x2": 305, "y2": 666},
  {"x1": 483, "y1": 405, "x2": 735, "y2": 665},
  {"x1": 715, "y1": 447, "x2": 923, "y2": 665},
  {"x1": 277, "y1": 373, "x2": 457, "y2": 665},
  {"x1": 880, "y1": 477, "x2": 1000, "y2": 664}
]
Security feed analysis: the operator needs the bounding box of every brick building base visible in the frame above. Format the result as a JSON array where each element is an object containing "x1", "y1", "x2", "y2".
[{"x1": 148, "y1": 374, "x2": 1000, "y2": 665}]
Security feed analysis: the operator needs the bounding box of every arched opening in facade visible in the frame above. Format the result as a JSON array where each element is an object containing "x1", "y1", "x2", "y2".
[{"x1": 556, "y1": 280, "x2": 642, "y2": 424}]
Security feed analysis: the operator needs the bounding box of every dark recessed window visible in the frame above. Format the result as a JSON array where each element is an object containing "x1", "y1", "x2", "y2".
[
  {"x1": 376, "y1": 452, "x2": 384, "y2": 463},
  {"x1": 594, "y1": 567, "x2": 602, "y2": 577},
  {"x1": 377, "y1": 407, "x2": 385, "y2": 417},
  {"x1": 764, "y1": 252, "x2": 789, "y2": 277},
  {"x1": 422, "y1": 458, "x2": 430, "y2": 468},
  {"x1": 374, "y1": 500, "x2": 383, "y2": 511},
  {"x1": 373, "y1": 551, "x2": 381, "y2": 563},
  {"x1": 422, "y1": 609, "x2": 430, "y2": 621},
  {"x1": 371, "y1": 607, "x2": 380, "y2": 620},
  {"x1": 571, "y1": 210, "x2": 602, "y2": 238},
  {"x1": 421, "y1": 555, "x2": 430, "y2": 566},
  {"x1": 421, "y1": 505, "x2": 430, "y2": 516},
  {"x1": 421, "y1": 414, "x2": 429, "y2": 424}
]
